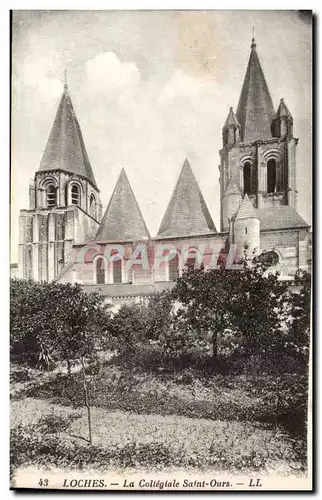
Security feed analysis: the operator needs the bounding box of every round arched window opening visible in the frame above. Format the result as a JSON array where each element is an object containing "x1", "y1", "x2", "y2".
[
  {"x1": 96, "y1": 257, "x2": 105, "y2": 285},
  {"x1": 46, "y1": 184, "x2": 57, "y2": 207},
  {"x1": 267, "y1": 159, "x2": 277, "y2": 194},
  {"x1": 243, "y1": 162, "x2": 251, "y2": 195},
  {"x1": 90, "y1": 193, "x2": 96, "y2": 218},
  {"x1": 71, "y1": 185, "x2": 81, "y2": 205}
]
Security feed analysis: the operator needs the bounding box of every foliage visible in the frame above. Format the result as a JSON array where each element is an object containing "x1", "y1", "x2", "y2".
[
  {"x1": 107, "y1": 303, "x2": 145, "y2": 353},
  {"x1": 286, "y1": 270, "x2": 311, "y2": 360},
  {"x1": 171, "y1": 255, "x2": 294, "y2": 367},
  {"x1": 10, "y1": 279, "x2": 110, "y2": 370},
  {"x1": 141, "y1": 291, "x2": 173, "y2": 341},
  {"x1": 106, "y1": 291, "x2": 173, "y2": 355},
  {"x1": 20, "y1": 364, "x2": 307, "y2": 439},
  {"x1": 11, "y1": 407, "x2": 306, "y2": 480}
]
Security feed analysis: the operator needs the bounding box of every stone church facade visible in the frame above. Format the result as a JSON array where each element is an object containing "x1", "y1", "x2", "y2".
[{"x1": 18, "y1": 37, "x2": 311, "y2": 305}]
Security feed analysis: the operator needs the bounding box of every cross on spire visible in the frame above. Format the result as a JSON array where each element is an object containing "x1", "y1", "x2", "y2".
[
  {"x1": 251, "y1": 26, "x2": 256, "y2": 48},
  {"x1": 64, "y1": 69, "x2": 68, "y2": 90}
]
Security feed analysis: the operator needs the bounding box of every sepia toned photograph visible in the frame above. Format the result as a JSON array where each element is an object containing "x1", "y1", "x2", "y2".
[{"x1": 10, "y1": 10, "x2": 312, "y2": 491}]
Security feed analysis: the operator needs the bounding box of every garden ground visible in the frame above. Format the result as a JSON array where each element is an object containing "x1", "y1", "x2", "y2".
[{"x1": 10, "y1": 361, "x2": 308, "y2": 481}]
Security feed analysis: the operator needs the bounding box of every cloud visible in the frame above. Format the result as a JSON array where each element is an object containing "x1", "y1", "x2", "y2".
[
  {"x1": 85, "y1": 52, "x2": 140, "y2": 94},
  {"x1": 13, "y1": 34, "x2": 63, "y2": 102}
]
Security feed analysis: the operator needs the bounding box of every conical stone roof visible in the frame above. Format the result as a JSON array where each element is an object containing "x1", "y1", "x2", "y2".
[
  {"x1": 235, "y1": 194, "x2": 258, "y2": 221},
  {"x1": 223, "y1": 107, "x2": 240, "y2": 129},
  {"x1": 157, "y1": 159, "x2": 216, "y2": 238},
  {"x1": 223, "y1": 179, "x2": 241, "y2": 197},
  {"x1": 236, "y1": 38, "x2": 275, "y2": 143},
  {"x1": 38, "y1": 85, "x2": 98, "y2": 188},
  {"x1": 96, "y1": 168, "x2": 150, "y2": 242},
  {"x1": 275, "y1": 98, "x2": 293, "y2": 120}
]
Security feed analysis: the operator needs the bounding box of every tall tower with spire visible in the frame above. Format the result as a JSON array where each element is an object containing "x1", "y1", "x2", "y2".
[
  {"x1": 18, "y1": 78, "x2": 102, "y2": 282},
  {"x1": 219, "y1": 35, "x2": 298, "y2": 233}
]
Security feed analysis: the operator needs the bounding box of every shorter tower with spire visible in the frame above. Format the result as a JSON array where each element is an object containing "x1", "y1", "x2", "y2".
[
  {"x1": 18, "y1": 78, "x2": 102, "y2": 282},
  {"x1": 232, "y1": 194, "x2": 260, "y2": 257}
]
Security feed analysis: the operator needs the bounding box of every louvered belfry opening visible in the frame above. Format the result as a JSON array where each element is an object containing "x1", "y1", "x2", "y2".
[
  {"x1": 46, "y1": 185, "x2": 57, "y2": 207},
  {"x1": 71, "y1": 185, "x2": 80, "y2": 205}
]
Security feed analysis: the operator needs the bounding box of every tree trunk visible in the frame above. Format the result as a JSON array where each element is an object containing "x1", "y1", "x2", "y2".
[
  {"x1": 212, "y1": 332, "x2": 218, "y2": 371},
  {"x1": 67, "y1": 359, "x2": 71, "y2": 378},
  {"x1": 81, "y1": 356, "x2": 92, "y2": 445}
]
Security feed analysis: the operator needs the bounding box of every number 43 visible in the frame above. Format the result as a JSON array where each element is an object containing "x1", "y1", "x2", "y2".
[{"x1": 38, "y1": 479, "x2": 49, "y2": 487}]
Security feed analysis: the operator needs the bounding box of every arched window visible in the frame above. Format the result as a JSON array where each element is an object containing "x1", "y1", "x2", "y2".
[
  {"x1": 71, "y1": 184, "x2": 80, "y2": 205},
  {"x1": 243, "y1": 162, "x2": 251, "y2": 195},
  {"x1": 267, "y1": 159, "x2": 277, "y2": 194},
  {"x1": 90, "y1": 194, "x2": 96, "y2": 218},
  {"x1": 169, "y1": 254, "x2": 179, "y2": 281},
  {"x1": 113, "y1": 259, "x2": 122, "y2": 284},
  {"x1": 96, "y1": 257, "x2": 105, "y2": 285},
  {"x1": 182, "y1": 248, "x2": 199, "y2": 271},
  {"x1": 46, "y1": 185, "x2": 57, "y2": 207}
]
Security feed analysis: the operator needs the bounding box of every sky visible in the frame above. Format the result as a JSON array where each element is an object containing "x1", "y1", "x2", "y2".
[{"x1": 11, "y1": 10, "x2": 312, "y2": 262}]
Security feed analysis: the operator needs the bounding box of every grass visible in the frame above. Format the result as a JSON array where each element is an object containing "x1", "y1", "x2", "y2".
[
  {"x1": 18, "y1": 364, "x2": 308, "y2": 436},
  {"x1": 10, "y1": 362, "x2": 308, "y2": 478},
  {"x1": 11, "y1": 397, "x2": 305, "y2": 476}
]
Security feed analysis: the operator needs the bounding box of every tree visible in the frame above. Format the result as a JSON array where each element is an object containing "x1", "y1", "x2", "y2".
[
  {"x1": 10, "y1": 279, "x2": 111, "y2": 444},
  {"x1": 141, "y1": 291, "x2": 173, "y2": 341},
  {"x1": 42, "y1": 282, "x2": 110, "y2": 444},
  {"x1": 171, "y1": 254, "x2": 291, "y2": 369},
  {"x1": 10, "y1": 279, "x2": 54, "y2": 366},
  {"x1": 287, "y1": 270, "x2": 311, "y2": 361}
]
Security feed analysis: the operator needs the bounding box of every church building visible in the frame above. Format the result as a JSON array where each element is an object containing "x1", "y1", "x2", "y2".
[{"x1": 18, "y1": 37, "x2": 311, "y2": 305}]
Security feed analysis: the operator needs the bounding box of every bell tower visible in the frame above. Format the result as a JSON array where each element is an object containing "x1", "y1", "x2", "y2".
[
  {"x1": 219, "y1": 36, "x2": 299, "y2": 232},
  {"x1": 18, "y1": 77, "x2": 102, "y2": 281}
]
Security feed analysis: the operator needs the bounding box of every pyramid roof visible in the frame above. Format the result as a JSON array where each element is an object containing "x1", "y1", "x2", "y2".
[
  {"x1": 275, "y1": 98, "x2": 293, "y2": 120},
  {"x1": 236, "y1": 38, "x2": 275, "y2": 143},
  {"x1": 235, "y1": 194, "x2": 258, "y2": 221},
  {"x1": 38, "y1": 85, "x2": 97, "y2": 188},
  {"x1": 156, "y1": 159, "x2": 216, "y2": 238},
  {"x1": 223, "y1": 107, "x2": 240, "y2": 129},
  {"x1": 95, "y1": 169, "x2": 150, "y2": 242},
  {"x1": 223, "y1": 179, "x2": 242, "y2": 197}
]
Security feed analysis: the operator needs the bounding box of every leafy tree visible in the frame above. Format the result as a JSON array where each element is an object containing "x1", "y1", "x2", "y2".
[
  {"x1": 107, "y1": 303, "x2": 145, "y2": 355},
  {"x1": 10, "y1": 279, "x2": 111, "y2": 444},
  {"x1": 141, "y1": 291, "x2": 173, "y2": 341},
  {"x1": 10, "y1": 279, "x2": 52, "y2": 366},
  {"x1": 171, "y1": 254, "x2": 292, "y2": 369},
  {"x1": 287, "y1": 270, "x2": 311, "y2": 360}
]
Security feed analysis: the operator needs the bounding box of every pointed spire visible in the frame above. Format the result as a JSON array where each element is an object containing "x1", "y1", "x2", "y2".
[
  {"x1": 38, "y1": 85, "x2": 98, "y2": 188},
  {"x1": 236, "y1": 37, "x2": 275, "y2": 143},
  {"x1": 235, "y1": 194, "x2": 258, "y2": 221},
  {"x1": 275, "y1": 98, "x2": 293, "y2": 120},
  {"x1": 157, "y1": 159, "x2": 216, "y2": 237},
  {"x1": 96, "y1": 169, "x2": 150, "y2": 242},
  {"x1": 223, "y1": 179, "x2": 241, "y2": 197},
  {"x1": 223, "y1": 107, "x2": 240, "y2": 129},
  {"x1": 251, "y1": 26, "x2": 256, "y2": 49}
]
